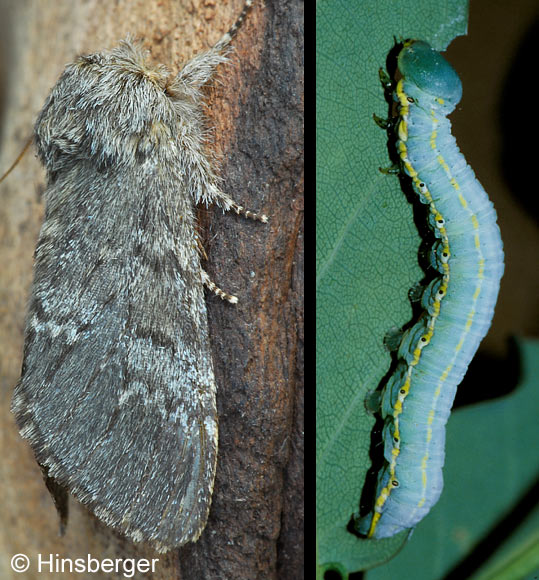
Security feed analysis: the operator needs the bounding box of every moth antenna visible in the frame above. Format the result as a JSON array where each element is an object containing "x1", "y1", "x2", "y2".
[
  {"x1": 0, "y1": 136, "x2": 33, "y2": 184},
  {"x1": 214, "y1": 0, "x2": 255, "y2": 50}
]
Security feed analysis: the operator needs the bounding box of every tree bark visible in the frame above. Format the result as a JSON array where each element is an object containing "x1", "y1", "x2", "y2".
[{"x1": 0, "y1": 1, "x2": 303, "y2": 578}]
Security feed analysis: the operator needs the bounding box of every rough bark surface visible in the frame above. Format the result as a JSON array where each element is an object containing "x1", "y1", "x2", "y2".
[{"x1": 0, "y1": 1, "x2": 303, "y2": 578}]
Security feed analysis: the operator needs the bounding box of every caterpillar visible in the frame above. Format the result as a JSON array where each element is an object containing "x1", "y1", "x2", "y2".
[{"x1": 356, "y1": 40, "x2": 504, "y2": 539}]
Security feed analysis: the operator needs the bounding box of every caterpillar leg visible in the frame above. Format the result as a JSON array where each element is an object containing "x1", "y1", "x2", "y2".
[
  {"x1": 379, "y1": 164, "x2": 400, "y2": 175},
  {"x1": 373, "y1": 113, "x2": 390, "y2": 129},
  {"x1": 378, "y1": 67, "x2": 392, "y2": 89},
  {"x1": 383, "y1": 326, "x2": 403, "y2": 352}
]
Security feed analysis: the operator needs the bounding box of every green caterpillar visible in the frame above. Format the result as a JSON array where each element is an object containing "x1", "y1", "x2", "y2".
[{"x1": 357, "y1": 40, "x2": 504, "y2": 539}]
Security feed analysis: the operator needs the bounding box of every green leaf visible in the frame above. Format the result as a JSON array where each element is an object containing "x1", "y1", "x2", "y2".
[
  {"x1": 472, "y1": 530, "x2": 539, "y2": 580},
  {"x1": 316, "y1": 0, "x2": 468, "y2": 575}
]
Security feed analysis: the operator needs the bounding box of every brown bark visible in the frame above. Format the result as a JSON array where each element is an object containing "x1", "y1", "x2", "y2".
[{"x1": 0, "y1": 1, "x2": 303, "y2": 578}]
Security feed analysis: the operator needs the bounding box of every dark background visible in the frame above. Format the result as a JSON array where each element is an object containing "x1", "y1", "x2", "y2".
[{"x1": 447, "y1": 0, "x2": 539, "y2": 360}]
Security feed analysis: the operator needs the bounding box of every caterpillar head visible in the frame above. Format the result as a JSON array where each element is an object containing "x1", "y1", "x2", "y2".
[{"x1": 398, "y1": 40, "x2": 463, "y2": 113}]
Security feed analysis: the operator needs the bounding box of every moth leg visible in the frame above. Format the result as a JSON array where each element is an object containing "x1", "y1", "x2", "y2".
[
  {"x1": 195, "y1": 233, "x2": 209, "y2": 260},
  {"x1": 181, "y1": 146, "x2": 268, "y2": 222},
  {"x1": 201, "y1": 269, "x2": 238, "y2": 304},
  {"x1": 209, "y1": 187, "x2": 268, "y2": 223},
  {"x1": 178, "y1": 138, "x2": 268, "y2": 223}
]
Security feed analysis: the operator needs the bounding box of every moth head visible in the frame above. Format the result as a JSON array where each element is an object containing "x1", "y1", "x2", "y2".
[
  {"x1": 34, "y1": 40, "x2": 191, "y2": 175},
  {"x1": 398, "y1": 40, "x2": 463, "y2": 113}
]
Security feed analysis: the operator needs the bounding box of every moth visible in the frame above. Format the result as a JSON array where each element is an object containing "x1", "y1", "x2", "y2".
[
  {"x1": 11, "y1": 0, "x2": 266, "y2": 553},
  {"x1": 356, "y1": 40, "x2": 504, "y2": 539}
]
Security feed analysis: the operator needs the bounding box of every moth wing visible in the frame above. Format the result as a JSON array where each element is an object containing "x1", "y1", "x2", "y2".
[{"x1": 11, "y1": 184, "x2": 217, "y2": 551}]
